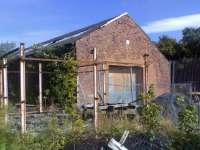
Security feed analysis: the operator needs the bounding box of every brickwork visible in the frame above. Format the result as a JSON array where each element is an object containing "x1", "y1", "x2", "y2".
[{"x1": 76, "y1": 15, "x2": 170, "y2": 105}]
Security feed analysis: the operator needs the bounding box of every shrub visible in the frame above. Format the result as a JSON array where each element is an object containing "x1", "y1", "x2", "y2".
[
  {"x1": 178, "y1": 105, "x2": 198, "y2": 133},
  {"x1": 171, "y1": 131, "x2": 200, "y2": 150},
  {"x1": 139, "y1": 84, "x2": 155, "y2": 104},
  {"x1": 140, "y1": 103, "x2": 162, "y2": 130}
]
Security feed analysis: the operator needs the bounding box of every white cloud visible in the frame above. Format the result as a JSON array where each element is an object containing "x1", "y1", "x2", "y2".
[{"x1": 142, "y1": 13, "x2": 200, "y2": 33}]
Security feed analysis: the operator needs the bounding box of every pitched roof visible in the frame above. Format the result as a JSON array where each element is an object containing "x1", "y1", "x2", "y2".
[{"x1": 1, "y1": 12, "x2": 128, "y2": 59}]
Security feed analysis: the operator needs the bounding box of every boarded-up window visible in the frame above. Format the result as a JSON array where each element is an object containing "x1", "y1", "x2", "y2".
[{"x1": 109, "y1": 66, "x2": 143, "y2": 103}]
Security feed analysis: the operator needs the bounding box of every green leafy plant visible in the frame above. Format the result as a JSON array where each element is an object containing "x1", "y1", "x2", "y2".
[
  {"x1": 178, "y1": 105, "x2": 198, "y2": 133},
  {"x1": 33, "y1": 45, "x2": 77, "y2": 108},
  {"x1": 176, "y1": 95, "x2": 185, "y2": 104},
  {"x1": 140, "y1": 103, "x2": 162, "y2": 131},
  {"x1": 138, "y1": 84, "x2": 162, "y2": 131},
  {"x1": 139, "y1": 84, "x2": 155, "y2": 104}
]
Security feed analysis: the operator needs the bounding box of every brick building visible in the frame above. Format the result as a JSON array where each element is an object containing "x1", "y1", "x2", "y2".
[
  {"x1": 73, "y1": 12, "x2": 171, "y2": 106},
  {"x1": 1, "y1": 12, "x2": 170, "y2": 107}
]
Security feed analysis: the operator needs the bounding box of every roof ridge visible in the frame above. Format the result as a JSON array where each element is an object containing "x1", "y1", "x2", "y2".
[{"x1": 102, "y1": 12, "x2": 128, "y2": 27}]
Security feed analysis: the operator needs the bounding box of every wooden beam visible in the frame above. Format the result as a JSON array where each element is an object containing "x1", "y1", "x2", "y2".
[
  {"x1": 24, "y1": 57, "x2": 65, "y2": 62},
  {"x1": 39, "y1": 63, "x2": 43, "y2": 113},
  {"x1": 78, "y1": 60, "x2": 144, "y2": 68},
  {"x1": 23, "y1": 57, "x2": 144, "y2": 68},
  {"x1": 20, "y1": 43, "x2": 26, "y2": 133}
]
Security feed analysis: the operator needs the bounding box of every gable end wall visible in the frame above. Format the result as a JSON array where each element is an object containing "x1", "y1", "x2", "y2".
[{"x1": 75, "y1": 15, "x2": 170, "y2": 105}]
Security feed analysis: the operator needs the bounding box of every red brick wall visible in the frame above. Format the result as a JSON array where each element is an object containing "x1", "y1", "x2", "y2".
[{"x1": 76, "y1": 15, "x2": 170, "y2": 105}]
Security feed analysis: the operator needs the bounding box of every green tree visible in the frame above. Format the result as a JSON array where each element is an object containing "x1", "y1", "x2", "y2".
[
  {"x1": 157, "y1": 27, "x2": 200, "y2": 60},
  {"x1": 157, "y1": 36, "x2": 181, "y2": 60},
  {"x1": 181, "y1": 27, "x2": 200, "y2": 58}
]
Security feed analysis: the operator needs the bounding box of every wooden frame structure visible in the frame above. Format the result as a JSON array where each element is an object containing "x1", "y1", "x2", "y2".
[
  {"x1": 0, "y1": 43, "x2": 100, "y2": 133},
  {"x1": 0, "y1": 41, "x2": 150, "y2": 134}
]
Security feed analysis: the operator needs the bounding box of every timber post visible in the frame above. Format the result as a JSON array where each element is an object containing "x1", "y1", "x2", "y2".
[
  {"x1": 143, "y1": 53, "x2": 149, "y2": 104},
  {"x1": 20, "y1": 43, "x2": 26, "y2": 133},
  {"x1": 3, "y1": 58, "x2": 8, "y2": 106},
  {"x1": 102, "y1": 64, "x2": 106, "y2": 103},
  {"x1": 93, "y1": 48, "x2": 98, "y2": 132},
  {"x1": 39, "y1": 63, "x2": 43, "y2": 113},
  {"x1": 0, "y1": 68, "x2": 3, "y2": 108},
  {"x1": 2, "y1": 58, "x2": 8, "y2": 123}
]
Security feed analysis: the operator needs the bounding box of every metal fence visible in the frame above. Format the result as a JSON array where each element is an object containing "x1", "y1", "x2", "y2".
[{"x1": 171, "y1": 59, "x2": 200, "y2": 92}]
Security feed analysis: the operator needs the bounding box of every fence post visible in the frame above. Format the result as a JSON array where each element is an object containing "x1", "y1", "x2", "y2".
[
  {"x1": 172, "y1": 61, "x2": 176, "y2": 88},
  {"x1": 39, "y1": 63, "x2": 43, "y2": 113},
  {"x1": 20, "y1": 43, "x2": 26, "y2": 133}
]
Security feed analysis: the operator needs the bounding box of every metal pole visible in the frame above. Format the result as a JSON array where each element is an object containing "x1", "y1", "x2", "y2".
[
  {"x1": 172, "y1": 61, "x2": 176, "y2": 88},
  {"x1": 20, "y1": 43, "x2": 26, "y2": 133},
  {"x1": 39, "y1": 63, "x2": 43, "y2": 113},
  {"x1": 93, "y1": 48, "x2": 98, "y2": 132}
]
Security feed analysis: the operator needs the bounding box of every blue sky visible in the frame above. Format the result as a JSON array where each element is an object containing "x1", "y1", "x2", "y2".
[{"x1": 0, "y1": 0, "x2": 200, "y2": 46}]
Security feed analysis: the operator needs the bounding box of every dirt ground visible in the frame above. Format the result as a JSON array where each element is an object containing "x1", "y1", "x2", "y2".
[{"x1": 64, "y1": 134, "x2": 168, "y2": 150}]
